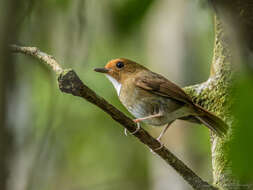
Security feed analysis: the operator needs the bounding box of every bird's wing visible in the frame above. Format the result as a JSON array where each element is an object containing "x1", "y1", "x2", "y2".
[{"x1": 135, "y1": 72, "x2": 193, "y2": 105}]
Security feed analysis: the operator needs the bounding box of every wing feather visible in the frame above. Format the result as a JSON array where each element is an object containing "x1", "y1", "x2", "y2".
[{"x1": 135, "y1": 71, "x2": 193, "y2": 105}]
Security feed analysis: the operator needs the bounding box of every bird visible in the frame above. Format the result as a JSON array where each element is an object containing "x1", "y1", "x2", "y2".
[{"x1": 94, "y1": 58, "x2": 228, "y2": 149}]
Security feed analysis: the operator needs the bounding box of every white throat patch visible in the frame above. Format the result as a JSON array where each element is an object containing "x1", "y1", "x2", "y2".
[{"x1": 106, "y1": 75, "x2": 122, "y2": 96}]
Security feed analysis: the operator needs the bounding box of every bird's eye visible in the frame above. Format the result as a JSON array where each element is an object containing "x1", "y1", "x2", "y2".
[{"x1": 116, "y1": 61, "x2": 124, "y2": 69}]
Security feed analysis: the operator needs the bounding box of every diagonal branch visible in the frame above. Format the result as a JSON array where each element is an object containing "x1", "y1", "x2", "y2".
[{"x1": 10, "y1": 44, "x2": 217, "y2": 190}]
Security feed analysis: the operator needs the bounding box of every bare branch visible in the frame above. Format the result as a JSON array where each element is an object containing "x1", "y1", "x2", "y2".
[
  {"x1": 10, "y1": 45, "x2": 63, "y2": 74},
  {"x1": 10, "y1": 44, "x2": 217, "y2": 190}
]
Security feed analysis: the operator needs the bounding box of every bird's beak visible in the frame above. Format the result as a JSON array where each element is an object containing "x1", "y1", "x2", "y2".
[{"x1": 94, "y1": 68, "x2": 110, "y2": 73}]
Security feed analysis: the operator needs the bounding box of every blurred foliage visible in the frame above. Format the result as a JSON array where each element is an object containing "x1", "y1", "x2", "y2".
[
  {"x1": 46, "y1": 0, "x2": 71, "y2": 9},
  {"x1": 110, "y1": 0, "x2": 154, "y2": 36},
  {"x1": 183, "y1": 4, "x2": 214, "y2": 84},
  {"x1": 230, "y1": 73, "x2": 253, "y2": 184}
]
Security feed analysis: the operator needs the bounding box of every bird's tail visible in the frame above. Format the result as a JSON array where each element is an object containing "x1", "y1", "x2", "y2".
[{"x1": 193, "y1": 104, "x2": 228, "y2": 137}]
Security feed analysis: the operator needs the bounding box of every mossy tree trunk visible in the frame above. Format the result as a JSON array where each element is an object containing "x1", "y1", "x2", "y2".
[
  {"x1": 185, "y1": 16, "x2": 235, "y2": 189},
  {"x1": 185, "y1": 1, "x2": 253, "y2": 189}
]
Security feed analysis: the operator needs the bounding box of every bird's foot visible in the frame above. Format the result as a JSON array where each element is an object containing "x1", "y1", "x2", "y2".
[
  {"x1": 124, "y1": 122, "x2": 141, "y2": 136},
  {"x1": 150, "y1": 138, "x2": 164, "y2": 154}
]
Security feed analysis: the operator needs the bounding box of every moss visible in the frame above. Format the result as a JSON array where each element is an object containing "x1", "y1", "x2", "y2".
[{"x1": 184, "y1": 15, "x2": 243, "y2": 189}]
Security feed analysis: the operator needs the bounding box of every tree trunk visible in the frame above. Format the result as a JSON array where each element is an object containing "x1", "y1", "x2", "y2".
[
  {"x1": 185, "y1": 15, "x2": 234, "y2": 189},
  {"x1": 185, "y1": 0, "x2": 253, "y2": 188}
]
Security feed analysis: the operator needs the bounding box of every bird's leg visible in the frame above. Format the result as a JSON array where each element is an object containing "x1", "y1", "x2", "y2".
[
  {"x1": 157, "y1": 121, "x2": 173, "y2": 142},
  {"x1": 152, "y1": 121, "x2": 173, "y2": 152},
  {"x1": 124, "y1": 113, "x2": 162, "y2": 136},
  {"x1": 133, "y1": 113, "x2": 162, "y2": 123}
]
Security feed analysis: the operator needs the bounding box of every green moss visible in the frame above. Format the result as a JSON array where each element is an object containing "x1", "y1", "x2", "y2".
[{"x1": 183, "y1": 16, "x2": 242, "y2": 189}]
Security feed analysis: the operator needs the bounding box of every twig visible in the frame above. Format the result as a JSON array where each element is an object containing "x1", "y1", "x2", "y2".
[
  {"x1": 10, "y1": 44, "x2": 63, "y2": 74},
  {"x1": 10, "y1": 44, "x2": 218, "y2": 190}
]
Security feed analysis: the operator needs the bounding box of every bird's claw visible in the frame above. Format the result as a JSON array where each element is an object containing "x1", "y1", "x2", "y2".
[
  {"x1": 150, "y1": 139, "x2": 164, "y2": 154},
  {"x1": 124, "y1": 122, "x2": 141, "y2": 136}
]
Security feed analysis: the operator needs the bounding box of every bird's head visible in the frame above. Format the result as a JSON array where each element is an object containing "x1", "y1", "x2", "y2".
[{"x1": 94, "y1": 58, "x2": 146, "y2": 83}]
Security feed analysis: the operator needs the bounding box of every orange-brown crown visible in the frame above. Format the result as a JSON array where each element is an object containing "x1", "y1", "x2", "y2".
[{"x1": 95, "y1": 58, "x2": 147, "y2": 82}]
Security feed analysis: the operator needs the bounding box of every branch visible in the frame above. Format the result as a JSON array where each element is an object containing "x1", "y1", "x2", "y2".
[
  {"x1": 10, "y1": 44, "x2": 217, "y2": 190},
  {"x1": 10, "y1": 45, "x2": 63, "y2": 74}
]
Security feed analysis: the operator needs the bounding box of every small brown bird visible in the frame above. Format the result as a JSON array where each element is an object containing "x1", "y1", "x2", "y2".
[{"x1": 95, "y1": 58, "x2": 227, "y2": 148}]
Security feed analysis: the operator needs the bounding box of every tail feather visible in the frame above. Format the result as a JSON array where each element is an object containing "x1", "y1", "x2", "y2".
[{"x1": 193, "y1": 104, "x2": 228, "y2": 137}]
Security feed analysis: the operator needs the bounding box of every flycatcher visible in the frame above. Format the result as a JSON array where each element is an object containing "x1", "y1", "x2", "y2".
[{"x1": 95, "y1": 58, "x2": 228, "y2": 148}]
